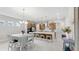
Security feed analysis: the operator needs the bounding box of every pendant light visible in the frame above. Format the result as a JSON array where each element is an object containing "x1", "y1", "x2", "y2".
[{"x1": 22, "y1": 8, "x2": 25, "y2": 23}]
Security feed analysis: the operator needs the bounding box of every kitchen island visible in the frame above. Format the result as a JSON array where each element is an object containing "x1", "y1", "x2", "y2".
[{"x1": 30, "y1": 32, "x2": 56, "y2": 40}]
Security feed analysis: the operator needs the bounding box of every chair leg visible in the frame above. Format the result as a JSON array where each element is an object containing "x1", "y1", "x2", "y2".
[{"x1": 19, "y1": 45, "x2": 22, "y2": 51}]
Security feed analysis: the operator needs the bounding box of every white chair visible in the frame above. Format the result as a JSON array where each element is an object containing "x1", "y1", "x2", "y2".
[
  {"x1": 24, "y1": 34, "x2": 34, "y2": 49},
  {"x1": 19, "y1": 36, "x2": 28, "y2": 51},
  {"x1": 8, "y1": 36, "x2": 21, "y2": 51},
  {"x1": 8, "y1": 34, "x2": 34, "y2": 51}
]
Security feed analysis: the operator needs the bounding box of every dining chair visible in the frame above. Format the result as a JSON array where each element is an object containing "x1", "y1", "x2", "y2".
[
  {"x1": 8, "y1": 36, "x2": 20, "y2": 51},
  {"x1": 18, "y1": 36, "x2": 28, "y2": 51},
  {"x1": 23, "y1": 34, "x2": 34, "y2": 50},
  {"x1": 8, "y1": 33, "x2": 34, "y2": 51}
]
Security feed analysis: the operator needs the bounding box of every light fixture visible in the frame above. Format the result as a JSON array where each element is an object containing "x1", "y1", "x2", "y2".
[
  {"x1": 25, "y1": 21, "x2": 28, "y2": 24},
  {"x1": 22, "y1": 8, "x2": 25, "y2": 21},
  {"x1": 19, "y1": 8, "x2": 25, "y2": 24},
  {"x1": 22, "y1": 8, "x2": 28, "y2": 25}
]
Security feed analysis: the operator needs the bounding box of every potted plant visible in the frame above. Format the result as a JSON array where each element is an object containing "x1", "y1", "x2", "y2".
[{"x1": 62, "y1": 26, "x2": 71, "y2": 38}]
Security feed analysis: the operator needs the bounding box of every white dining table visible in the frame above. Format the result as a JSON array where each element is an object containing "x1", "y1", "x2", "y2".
[{"x1": 11, "y1": 33, "x2": 28, "y2": 37}]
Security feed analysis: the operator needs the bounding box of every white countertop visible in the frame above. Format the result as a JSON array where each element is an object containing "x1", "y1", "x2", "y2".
[
  {"x1": 31, "y1": 31, "x2": 55, "y2": 34},
  {"x1": 11, "y1": 34, "x2": 26, "y2": 37},
  {"x1": 10, "y1": 33, "x2": 31, "y2": 38}
]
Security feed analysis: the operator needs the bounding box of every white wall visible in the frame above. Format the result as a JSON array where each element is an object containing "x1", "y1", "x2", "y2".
[
  {"x1": 0, "y1": 15, "x2": 21, "y2": 42},
  {"x1": 24, "y1": 7, "x2": 74, "y2": 23},
  {"x1": 0, "y1": 7, "x2": 74, "y2": 42}
]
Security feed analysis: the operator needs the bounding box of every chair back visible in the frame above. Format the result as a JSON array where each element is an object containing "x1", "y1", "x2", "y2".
[{"x1": 27, "y1": 33, "x2": 34, "y2": 41}]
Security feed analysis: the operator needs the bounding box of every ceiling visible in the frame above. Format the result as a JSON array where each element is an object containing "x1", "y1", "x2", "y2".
[{"x1": 0, "y1": 7, "x2": 74, "y2": 23}]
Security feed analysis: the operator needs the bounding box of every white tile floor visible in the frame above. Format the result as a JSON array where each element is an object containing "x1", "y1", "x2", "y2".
[
  {"x1": 0, "y1": 40, "x2": 8, "y2": 51},
  {"x1": 0, "y1": 37, "x2": 63, "y2": 51},
  {"x1": 28, "y1": 38, "x2": 63, "y2": 51}
]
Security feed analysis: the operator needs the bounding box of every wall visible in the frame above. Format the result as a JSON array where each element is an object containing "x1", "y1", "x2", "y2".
[
  {"x1": 24, "y1": 7, "x2": 74, "y2": 23},
  {"x1": 0, "y1": 7, "x2": 74, "y2": 42},
  {"x1": 74, "y1": 8, "x2": 79, "y2": 51},
  {"x1": 0, "y1": 15, "x2": 22, "y2": 42}
]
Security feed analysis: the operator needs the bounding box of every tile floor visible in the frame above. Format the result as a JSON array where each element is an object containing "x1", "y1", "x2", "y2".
[
  {"x1": 0, "y1": 37, "x2": 63, "y2": 51},
  {"x1": 28, "y1": 38, "x2": 63, "y2": 51},
  {"x1": 0, "y1": 40, "x2": 8, "y2": 51}
]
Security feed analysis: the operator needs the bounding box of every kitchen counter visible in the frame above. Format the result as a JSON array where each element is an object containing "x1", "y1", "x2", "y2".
[{"x1": 30, "y1": 31, "x2": 56, "y2": 40}]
